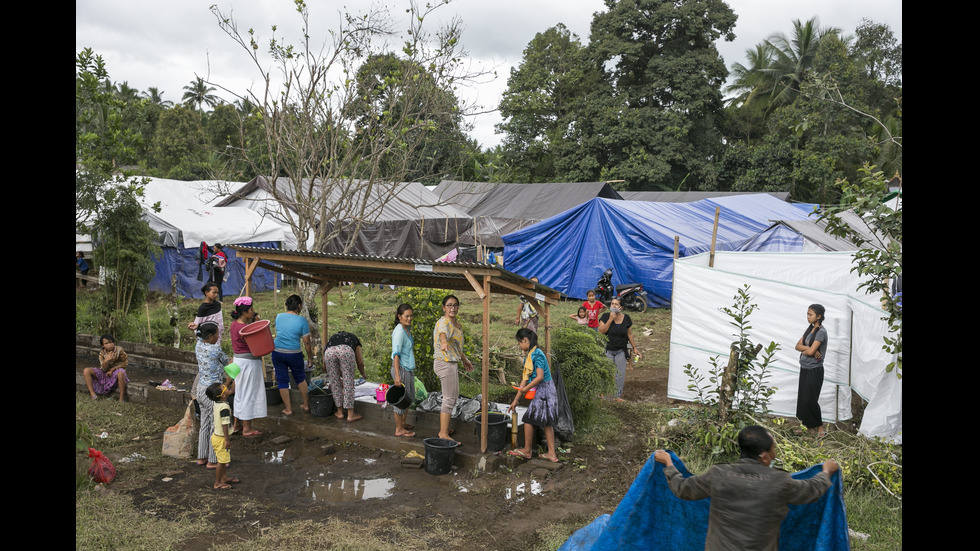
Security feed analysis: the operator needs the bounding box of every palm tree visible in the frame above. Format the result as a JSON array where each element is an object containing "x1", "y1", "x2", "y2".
[
  {"x1": 761, "y1": 18, "x2": 841, "y2": 105},
  {"x1": 144, "y1": 87, "x2": 174, "y2": 108},
  {"x1": 182, "y1": 77, "x2": 219, "y2": 111},
  {"x1": 725, "y1": 43, "x2": 777, "y2": 143},
  {"x1": 116, "y1": 81, "x2": 141, "y2": 104}
]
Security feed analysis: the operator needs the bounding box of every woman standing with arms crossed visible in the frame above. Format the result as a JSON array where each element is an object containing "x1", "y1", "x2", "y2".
[
  {"x1": 795, "y1": 304, "x2": 828, "y2": 437},
  {"x1": 391, "y1": 303, "x2": 416, "y2": 437},
  {"x1": 272, "y1": 294, "x2": 314, "y2": 416},
  {"x1": 433, "y1": 295, "x2": 474, "y2": 445},
  {"x1": 598, "y1": 297, "x2": 640, "y2": 401},
  {"x1": 229, "y1": 297, "x2": 266, "y2": 437}
]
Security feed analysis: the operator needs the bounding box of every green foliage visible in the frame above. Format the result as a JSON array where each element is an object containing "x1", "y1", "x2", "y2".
[
  {"x1": 92, "y1": 191, "x2": 161, "y2": 334},
  {"x1": 550, "y1": 326, "x2": 615, "y2": 427},
  {"x1": 496, "y1": 24, "x2": 599, "y2": 183},
  {"x1": 151, "y1": 104, "x2": 206, "y2": 173},
  {"x1": 684, "y1": 285, "x2": 779, "y2": 454},
  {"x1": 820, "y1": 165, "x2": 902, "y2": 376},
  {"x1": 571, "y1": 0, "x2": 736, "y2": 190}
]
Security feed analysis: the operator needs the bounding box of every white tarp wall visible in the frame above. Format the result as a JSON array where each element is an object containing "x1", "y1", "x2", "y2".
[{"x1": 668, "y1": 251, "x2": 901, "y2": 441}]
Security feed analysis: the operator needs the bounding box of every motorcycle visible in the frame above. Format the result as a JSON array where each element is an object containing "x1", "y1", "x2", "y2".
[{"x1": 593, "y1": 268, "x2": 649, "y2": 313}]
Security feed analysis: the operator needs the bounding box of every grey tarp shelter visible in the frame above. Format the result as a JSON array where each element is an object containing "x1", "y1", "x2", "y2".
[
  {"x1": 434, "y1": 180, "x2": 623, "y2": 248},
  {"x1": 738, "y1": 210, "x2": 887, "y2": 252},
  {"x1": 231, "y1": 245, "x2": 561, "y2": 453},
  {"x1": 218, "y1": 176, "x2": 473, "y2": 259}
]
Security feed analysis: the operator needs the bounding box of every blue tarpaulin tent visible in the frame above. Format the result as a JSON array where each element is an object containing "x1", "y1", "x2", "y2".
[{"x1": 502, "y1": 195, "x2": 816, "y2": 306}]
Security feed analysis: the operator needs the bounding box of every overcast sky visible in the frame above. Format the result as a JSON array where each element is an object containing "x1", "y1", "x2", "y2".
[{"x1": 76, "y1": 0, "x2": 902, "y2": 149}]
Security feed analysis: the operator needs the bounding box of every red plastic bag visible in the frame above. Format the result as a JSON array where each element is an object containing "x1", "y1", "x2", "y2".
[{"x1": 87, "y1": 448, "x2": 116, "y2": 484}]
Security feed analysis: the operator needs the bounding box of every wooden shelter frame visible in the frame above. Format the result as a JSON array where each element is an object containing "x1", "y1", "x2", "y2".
[{"x1": 231, "y1": 246, "x2": 561, "y2": 452}]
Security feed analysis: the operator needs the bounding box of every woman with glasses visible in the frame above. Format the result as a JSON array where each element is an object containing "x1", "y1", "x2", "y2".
[{"x1": 433, "y1": 294, "x2": 474, "y2": 445}]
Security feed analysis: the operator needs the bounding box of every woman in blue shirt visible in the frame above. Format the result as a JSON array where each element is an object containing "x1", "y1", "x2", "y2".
[{"x1": 391, "y1": 303, "x2": 416, "y2": 437}]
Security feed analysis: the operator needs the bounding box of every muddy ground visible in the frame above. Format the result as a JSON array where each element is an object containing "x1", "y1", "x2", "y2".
[{"x1": 79, "y1": 330, "x2": 670, "y2": 551}]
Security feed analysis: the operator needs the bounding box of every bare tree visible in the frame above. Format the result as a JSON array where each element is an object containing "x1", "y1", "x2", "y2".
[{"x1": 210, "y1": 0, "x2": 481, "y2": 254}]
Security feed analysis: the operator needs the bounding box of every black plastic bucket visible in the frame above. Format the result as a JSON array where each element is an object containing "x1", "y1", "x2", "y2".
[
  {"x1": 309, "y1": 387, "x2": 335, "y2": 417},
  {"x1": 475, "y1": 412, "x2": 509, "y2": 452},
  {"x1": 385, "y1": 384, "x2": 412, "y2": 410},
  {"x1": 265, "y1": 381, "x2": 283, "y2": 406},
  {"x1": 423, "y1": 438, "x2": 458, "y2": 475}
]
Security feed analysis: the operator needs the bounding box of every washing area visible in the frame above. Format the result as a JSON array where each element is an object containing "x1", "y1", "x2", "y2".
[{"x1": 75, "y1": 334, "x2": 540, "y2": 476}]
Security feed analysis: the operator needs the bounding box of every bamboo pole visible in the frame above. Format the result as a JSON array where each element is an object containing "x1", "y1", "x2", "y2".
[{"x1": 709, "y1": 207, "x2": 720, "y2": 268}]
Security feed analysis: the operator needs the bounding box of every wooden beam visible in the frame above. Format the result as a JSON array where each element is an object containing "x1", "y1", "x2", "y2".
[
  {"x1": 463, "y1": 270, "x2": 487, "y2": 299},
  {"x1": 489, "y1": 277, "x2": 560, "y2": 306}
]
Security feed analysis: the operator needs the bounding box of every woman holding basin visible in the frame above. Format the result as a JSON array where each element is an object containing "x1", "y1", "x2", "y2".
[{"x1": 229, "y1": 296, "x2": 266, "y2": 437}]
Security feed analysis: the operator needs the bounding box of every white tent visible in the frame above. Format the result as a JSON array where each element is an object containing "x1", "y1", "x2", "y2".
[
  {"x1": 668, "y1": 251, "x2": 901, "y2": 441},
  {"x1": 141, "y1": 178, "x2": 286, "y2": 245}
]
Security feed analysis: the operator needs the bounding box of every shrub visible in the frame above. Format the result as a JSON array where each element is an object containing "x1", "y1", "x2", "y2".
[
  {"x1": 550, "y1": 326, "x2": 615, "y2": 428},
  {"x1": 683, "y1": 285, "x2": 779, "y2": 455}
]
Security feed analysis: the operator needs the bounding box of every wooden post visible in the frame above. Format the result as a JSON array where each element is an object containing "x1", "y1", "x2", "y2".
[
  {"x1": 709, "y1": 207, "x2": 720, "y2": 268},
  {"x1": 481, "y1": 274, "x2": 491, "y2": 453},
  {"x1": 673, "y1": 236, "x2": 680, "y2": 259}
]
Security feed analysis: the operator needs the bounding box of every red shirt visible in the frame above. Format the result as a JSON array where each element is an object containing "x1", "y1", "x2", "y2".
[{"x1": 583, "y1": 300, "x2": 605, "y2": 328}]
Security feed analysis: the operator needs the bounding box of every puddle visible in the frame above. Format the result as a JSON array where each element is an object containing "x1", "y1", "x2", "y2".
[
  {"x1": 301, "y1": 477, "x2": 395, "y2": 502},
  {"x1": 504, "y1": 480, "x2": 543, "y2": 502},
  {"x1": 265, "y1": 449, "x2": 287, "y2": 464}
]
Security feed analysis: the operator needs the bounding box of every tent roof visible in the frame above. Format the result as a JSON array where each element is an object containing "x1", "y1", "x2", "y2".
[
  {"x1": 216, "y1": 176, "x2": 469, "y2": 221},
  {"x1": 502, "y1": 194, "x2": 816, "y2": 305},
  {"x1": 435, "y1": 180, "x2": 622, "y2": 219},
  {"x1": 619, "y1": 190, "x2": 791, "y2": 202},
  {"x1": 137, "y1": 177, "x2": 285, "y2": 246},
  {"x1": 740, "y1": 210, "x2": 890, "y2": 252},
  {"x1": 434, "y1": 180, "x2": 623, "y2": 247}
]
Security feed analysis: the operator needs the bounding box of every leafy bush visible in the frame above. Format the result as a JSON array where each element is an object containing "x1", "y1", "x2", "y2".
[{"x1": 550, "y1": 326, "x2": 615, "y2": 428}]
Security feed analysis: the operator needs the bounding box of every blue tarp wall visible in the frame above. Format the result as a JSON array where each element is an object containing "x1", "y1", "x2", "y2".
[
  {"x1": 502, "y1": 195, "x2": 816, "y2": 306},
  {"x1": 148, "y1": 241, "x2": 280, "y2": 299},
  {"x1": 558, "y1": 451, "x2": 849, "y2": 551}
]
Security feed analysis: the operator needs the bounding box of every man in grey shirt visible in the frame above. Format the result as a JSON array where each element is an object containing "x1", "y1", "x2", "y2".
[{"x1": 654, "y1": 426, "x2": 839, "y2": 551}]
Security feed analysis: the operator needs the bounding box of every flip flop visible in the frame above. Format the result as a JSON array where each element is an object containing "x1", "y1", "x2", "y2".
[
  {"x1": 507, "y1": 450, "x2": 531, "y2": 459},
  {"x1": 395, "y1": 431, "x2": 416, "y2": 438},
  {"x1": 243, "y1": 430, "x2": 262, "y2": 438},
  {"x1": 213, "y1": 483, "x2": 232, "y2": 490},
  {"x1": 539, "y1": 455, "x2": 560, "y2": 463},
  {"x1": 224, "y1": 478, "x2": 241, "y2": 484}
]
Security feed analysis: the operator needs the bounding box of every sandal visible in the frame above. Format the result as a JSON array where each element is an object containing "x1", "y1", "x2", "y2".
[
  {"x1": 213, "y1": 483, "x2": 232, "y2": 490},
  {"x1": 243, "y1": 430, "x2": 262, "y2": 438},
  {"x1": 507, "y1": 449, "x2": 531, "y2": 459}
]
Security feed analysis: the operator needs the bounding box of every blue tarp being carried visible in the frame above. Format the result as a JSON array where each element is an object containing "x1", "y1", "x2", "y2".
[
  {"x1": 559, "y1": 451, "x2": 849, "y2": 551},
  {"x1": 148, "y1": 241, "x2": 280, "y2": 298},
  {"x1": 502, "y1": 195, "x2": 815, "y2": 306}
]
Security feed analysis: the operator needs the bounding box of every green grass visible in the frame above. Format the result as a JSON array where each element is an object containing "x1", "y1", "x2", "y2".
[{"x1": 76, "y1": 490, "x2": 210, "y2": 551}]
